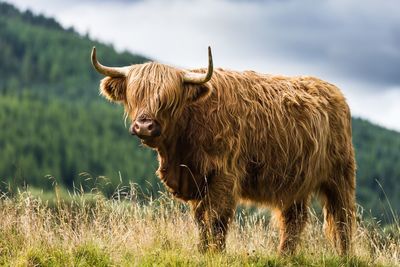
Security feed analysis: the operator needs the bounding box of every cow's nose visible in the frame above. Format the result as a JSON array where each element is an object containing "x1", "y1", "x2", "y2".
[
  {"x1": 130, "y1": 120, "x2": 161, "y2": 138},
  {"x1": 129, "y1": 124, "x2": 137, "y2": 136}
]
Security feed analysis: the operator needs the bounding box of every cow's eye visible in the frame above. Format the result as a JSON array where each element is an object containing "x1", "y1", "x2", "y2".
[{"x1": 138, "y1": 114, "x2": 150, "y2": 121}]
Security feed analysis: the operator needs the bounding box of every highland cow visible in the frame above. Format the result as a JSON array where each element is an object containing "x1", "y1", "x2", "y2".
[{"x1": 91, "y1": 47, "x2": 356, "y2": 255}]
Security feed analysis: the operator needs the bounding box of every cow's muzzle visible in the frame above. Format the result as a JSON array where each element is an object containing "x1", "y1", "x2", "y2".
[{"x1": 129, "y1": 119, "x2": 161, "y2": 139}]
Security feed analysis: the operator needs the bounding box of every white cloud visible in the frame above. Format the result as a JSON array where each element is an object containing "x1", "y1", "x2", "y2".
[
  {"x1": 6, "y1": 0, "x2": 400, "y2": 131},
  {"x1": 336, "y1": 82, "x2": 400, "y2": 131}
]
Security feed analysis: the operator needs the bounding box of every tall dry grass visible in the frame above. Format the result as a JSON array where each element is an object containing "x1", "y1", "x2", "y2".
[{"x1": 0, "y1": 185, "x2": 398, "y2": 266}]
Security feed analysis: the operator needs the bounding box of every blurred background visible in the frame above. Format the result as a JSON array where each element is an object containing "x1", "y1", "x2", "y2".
[{"x1": 0, "y1": 0, "x2": 399, "y2": 223}]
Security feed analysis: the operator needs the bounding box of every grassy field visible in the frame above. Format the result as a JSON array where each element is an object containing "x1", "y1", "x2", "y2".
[{"x1": 0, "y1": 186, "x2": 398, "y2": 267}]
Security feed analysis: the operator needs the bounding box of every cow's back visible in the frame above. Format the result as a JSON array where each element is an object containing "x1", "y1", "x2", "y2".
[{"x1": 187, "y1": 70, "x2": 354, "y2": 207}]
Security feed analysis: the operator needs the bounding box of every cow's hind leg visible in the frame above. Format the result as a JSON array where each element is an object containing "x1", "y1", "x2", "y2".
[
  {"x1": 320, "y1": 177, "x2": 355, "y2": 255},
  {"x1": 276, "y1": 200, "x2": 309, "y2": 255}
]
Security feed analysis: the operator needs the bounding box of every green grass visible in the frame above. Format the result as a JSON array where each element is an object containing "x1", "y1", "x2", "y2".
[{"x1": 0, "y1": 188, "x2": 398, "y2": 266}]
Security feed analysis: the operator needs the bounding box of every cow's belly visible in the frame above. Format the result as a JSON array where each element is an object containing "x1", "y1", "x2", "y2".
[{"x1": 238, "y1": 167, "x2": 321, "y2": 207}]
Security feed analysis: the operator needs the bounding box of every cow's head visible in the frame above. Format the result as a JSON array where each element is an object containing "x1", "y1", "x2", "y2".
[{"x1": 91, "y1": 47, "x2": 213, "y2": 147}]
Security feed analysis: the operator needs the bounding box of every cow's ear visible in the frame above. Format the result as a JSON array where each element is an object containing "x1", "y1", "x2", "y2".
[
  {"x1": 184, "y1": 83, "x2": 212, "y2": 104},
  {"x1": 100, "y1": 77, "x2": 127, "y2": 102}
]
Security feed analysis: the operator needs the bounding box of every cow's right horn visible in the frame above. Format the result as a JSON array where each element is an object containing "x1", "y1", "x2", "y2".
[
  {"x1": 91, "y1": 47, "x2": 130, "y2": 78},
  {"x1": 183, "y1": 46, "x2": 213, "y2": 84}
]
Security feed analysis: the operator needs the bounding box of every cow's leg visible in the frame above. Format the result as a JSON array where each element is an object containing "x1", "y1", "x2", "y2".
[
  {"x1": 191, "y1": 180, "x2": 236, "y2": 252},
  {"x1": 321, "y1": 178, "x2": 355, "y2": 256},
  {"x1": 276, "y1": 199, "x2": 309, "y2": 255},
  {"x1": 207, "y1": 201, "x2": 235, "y2": 252},
  {"x1": 190, "y1": 200, "x2": 209, "y2": 252}
]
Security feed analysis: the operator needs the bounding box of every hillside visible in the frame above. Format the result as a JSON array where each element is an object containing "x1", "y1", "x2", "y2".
[
  {"x1": 352, "y1": 118, "x2": 400, "y2": 221},
  {"x1": 0, "y1": 2, "x2": 399, "y2": 221},
  {"x1": 0, "y1": 2, "x2": 158, "y2": 196},
  {"x1": 0, "y1": 2, "x2": 148, "y2": 100}
]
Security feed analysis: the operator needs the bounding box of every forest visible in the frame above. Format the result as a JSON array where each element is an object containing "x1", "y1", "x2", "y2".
[{"x1": 0, "y1": 2, "x2": 399, "y2": 222}]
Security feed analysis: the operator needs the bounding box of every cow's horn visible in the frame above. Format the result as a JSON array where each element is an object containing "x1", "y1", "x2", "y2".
[
  {"x1": 91, "y1": 47, "x2": 130, "y2": 78},
  {"x1": 183, "y1": 46, "x2": 213, "y2": 84}
]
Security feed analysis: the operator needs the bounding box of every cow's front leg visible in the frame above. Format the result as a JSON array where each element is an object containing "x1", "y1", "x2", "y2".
[
  {"x1": 208, "y1": 204, "x2": 234, "y2": 251},
  {"x1": 190, "y1": 200, "x2": 209, "y2": 252},
  {"x1": 191, "y1": 179, "x2": 236, "y2": 252},
  {"x1": 276, "y1": 199, "x2": 309, "y2": 255}
]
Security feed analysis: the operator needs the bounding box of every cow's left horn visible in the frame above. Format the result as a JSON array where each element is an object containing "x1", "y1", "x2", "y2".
[
  {"x1": 183, "y1": 46, "x2": 213, "y2": 84},
  {"x1": 91, "y1": 47, "x2": 130, "y2": 78}
]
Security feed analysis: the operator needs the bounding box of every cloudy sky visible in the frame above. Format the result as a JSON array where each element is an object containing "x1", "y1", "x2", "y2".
[{"x1": 7, "y1": 0, "x2": 400, "y2": 131}]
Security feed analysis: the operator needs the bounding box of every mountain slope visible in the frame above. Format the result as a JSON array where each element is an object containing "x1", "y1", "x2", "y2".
[
  {"x1": 0, "y1": 2, "x2": 399, "y2": 220},
  {"x1": 352, "y1": 118, "x2": 400, "y2": 220},
  {"x1": 0, "y1": 2, "x2": 147, "y2": 100},
  {"x1": 0, "y1": 2, "x2": 158, "y2": 195}
]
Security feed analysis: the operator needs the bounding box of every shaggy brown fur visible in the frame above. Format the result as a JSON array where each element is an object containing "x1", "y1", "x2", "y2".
[{"x1": 98, "y1": 62, "x2": 356, "y2": 255}]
